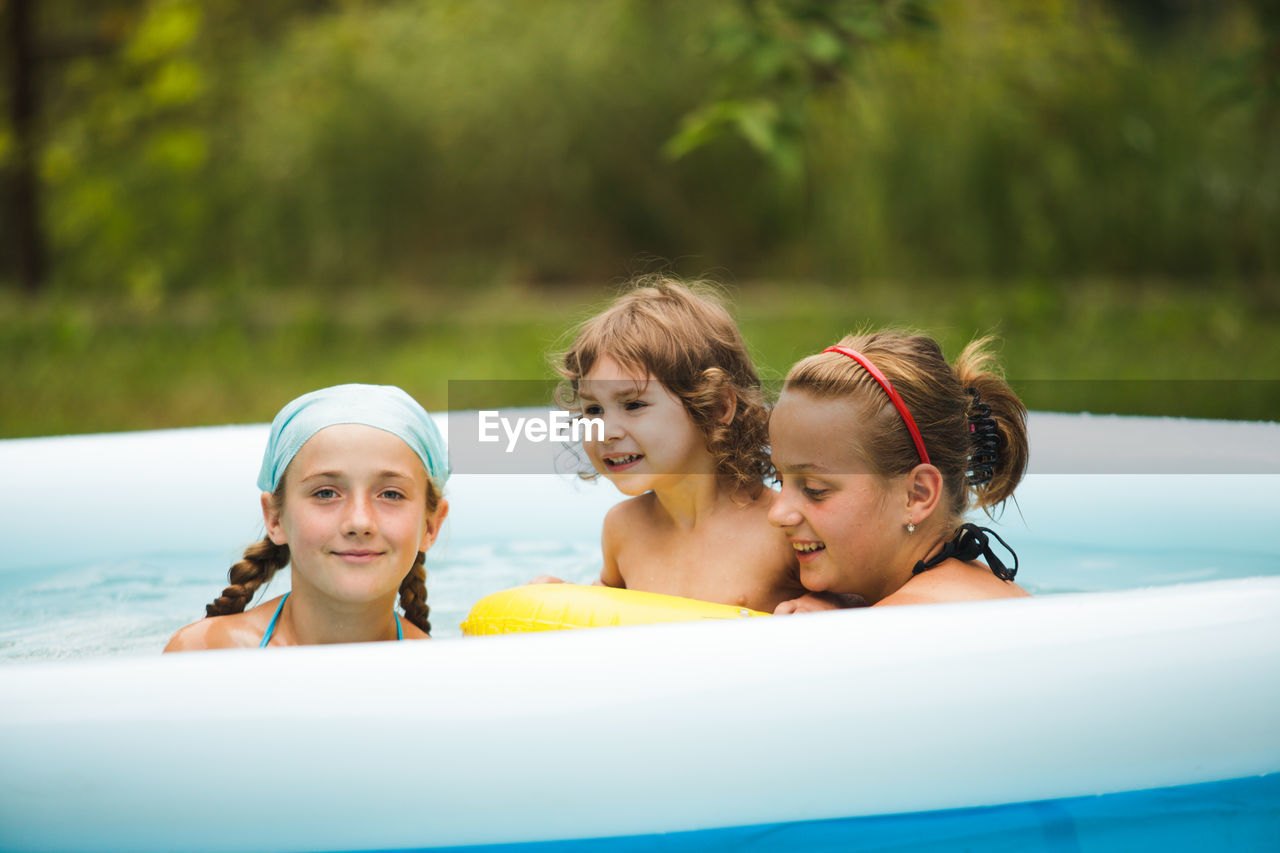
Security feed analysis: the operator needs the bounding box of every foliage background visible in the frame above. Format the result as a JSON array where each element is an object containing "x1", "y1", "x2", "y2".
[{"x1": 1, "y1": 0, "x2": 1276, "y2": 436}]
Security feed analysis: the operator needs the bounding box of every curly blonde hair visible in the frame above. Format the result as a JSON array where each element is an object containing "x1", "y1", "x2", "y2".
[{"x1": 556, "y1": 276, "x2": 771, "y2": 495}]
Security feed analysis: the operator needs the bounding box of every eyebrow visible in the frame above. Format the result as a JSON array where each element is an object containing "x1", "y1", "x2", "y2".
[
  {"x1": 299, "y1": 470, "x2": 415, "y2": 483},
  {"x1": 300, "y1": 471, "x2": 344, "y2": 483},
  {"x1": 578, "y1": 382, "x2": 648, "y2": 402},
  {"x1": 776, "y1": 462, "x2": 830, "y2": 474}
]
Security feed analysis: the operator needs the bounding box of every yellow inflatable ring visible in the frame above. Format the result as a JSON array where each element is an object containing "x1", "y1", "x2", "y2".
[{"x1": 461, "y1": 584, "x2": 770, "y2": 635}]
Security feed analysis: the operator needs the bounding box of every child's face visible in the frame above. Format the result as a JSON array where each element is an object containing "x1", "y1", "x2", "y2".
[
  {"x1": 768, "y1": 390, "x2": 906, "y2": 601},
  {"x1": 578, "y1": 354, "x2": 716, "y2": 496},
  {"x1": 263, "y1": 424, "x2": 445, "y2": 605}
]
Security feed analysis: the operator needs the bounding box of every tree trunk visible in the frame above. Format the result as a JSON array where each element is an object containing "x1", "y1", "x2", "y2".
[{"x1": 6, "y1": 0, "x2": 44, "y2": 293}]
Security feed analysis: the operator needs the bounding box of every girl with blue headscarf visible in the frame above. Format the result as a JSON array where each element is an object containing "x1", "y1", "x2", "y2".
[{"x1": 165, "y1": 384, "x2": 450, "y2": 650}]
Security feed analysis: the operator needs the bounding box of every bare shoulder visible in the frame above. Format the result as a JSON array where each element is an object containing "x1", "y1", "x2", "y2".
[
  {"x1": 600, "y1": 496, "x2": 656, "y2": 588},
  {"x1": 163, "y1": 601, "x2": 276, "y2": 652},
  {"x1": 163, "y1": 618, "x2": 215, "y2": 652},
  {"x1": 877, "y1": 560, "x2": 1030, "y2": 607},
  {"x1": 604, "y1": 493, "x2": 657, "y2": 525},
  {"x1": 402, "y1": 621, "x2": 430, "y2": 640},
  {"x1": 721, "y1": 486, "x2": 808, "y2": 610},
  {"x1": 602, "y1": 494, "x2": 661, "y2": 542}
]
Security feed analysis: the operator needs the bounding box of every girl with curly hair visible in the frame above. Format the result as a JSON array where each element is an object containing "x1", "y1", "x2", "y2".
[{"x1": 534, "y1": 277, "x2": 836, "y2": 614}]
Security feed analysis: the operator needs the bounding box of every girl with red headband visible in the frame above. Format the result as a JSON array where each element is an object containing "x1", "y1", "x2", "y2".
[{"x1": 768, "y1": 332, "x2": 1031, "y2": 610}]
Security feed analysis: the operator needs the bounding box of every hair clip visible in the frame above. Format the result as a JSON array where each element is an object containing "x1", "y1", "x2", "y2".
[{"x1": 965, "y1": 388, "x2": 1001, "y2": 486}]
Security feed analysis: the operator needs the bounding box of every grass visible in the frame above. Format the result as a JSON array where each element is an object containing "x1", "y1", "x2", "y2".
[{"x1": 1, "y1": 278, "x2": 1276, "y2": 439}]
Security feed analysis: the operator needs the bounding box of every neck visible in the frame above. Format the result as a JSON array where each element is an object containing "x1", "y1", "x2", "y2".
[
  {"x1": 649, "y1": 473, "x2": 726, "y2": 531},
  {"x1": 872, "y1": 521, "x2": 957, "y2": 603},
  {"x1": 274, "y1": 582, "x2": 400, "y2": 645}
]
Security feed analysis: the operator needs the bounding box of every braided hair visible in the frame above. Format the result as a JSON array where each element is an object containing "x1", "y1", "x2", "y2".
[{"x1": 206, "y1": 536, "x2": 291, "y2": 618}]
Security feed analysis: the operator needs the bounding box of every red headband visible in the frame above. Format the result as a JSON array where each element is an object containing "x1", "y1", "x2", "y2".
[{"x1": 822, "y1": 346, "x2": 931, "y2": 465}]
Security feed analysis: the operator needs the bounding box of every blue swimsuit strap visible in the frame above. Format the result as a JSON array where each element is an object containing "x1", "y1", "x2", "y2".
[
  {"x1": 259, "y1": 591, "x2": 403, "y2": 647},
  {"x1": 259, "y1": 592, "x2": 289, "y2": 648}
]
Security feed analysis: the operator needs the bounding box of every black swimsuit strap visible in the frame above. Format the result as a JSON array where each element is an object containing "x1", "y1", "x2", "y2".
[{"x1": 912, "y1": 523, "x2": 1019, "y2": 581}]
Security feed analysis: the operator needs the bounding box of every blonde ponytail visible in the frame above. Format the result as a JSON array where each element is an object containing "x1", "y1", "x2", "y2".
[{"x1": 954, "y1": 337, "x2": 1028, "y2": 510}]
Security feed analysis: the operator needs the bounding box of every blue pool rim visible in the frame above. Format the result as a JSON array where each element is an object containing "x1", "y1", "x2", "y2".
[{"x1": 402, "y1": 773, "x2": 1280, "y2": 852}]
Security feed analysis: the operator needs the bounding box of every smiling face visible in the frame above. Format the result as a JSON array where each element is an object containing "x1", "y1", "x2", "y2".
[
  {"x1": 578, "y1": 354, "x2": 718, "y2": 496},
  {"x1": 767, "y1": 390, "x2": 911, "y2": 603},
  {"x1": 263, "y1": 424, "x2": 445, "y2": 606}
]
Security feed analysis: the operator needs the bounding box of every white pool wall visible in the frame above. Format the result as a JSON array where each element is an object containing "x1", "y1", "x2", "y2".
[{"x1": 3, "y1": 411, "x2": 1277, "y2": 577}]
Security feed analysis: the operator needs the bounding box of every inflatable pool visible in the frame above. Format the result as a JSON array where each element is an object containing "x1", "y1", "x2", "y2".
[{"x1": 1, "y1": 411, "x2": 1278, "y2": 852}]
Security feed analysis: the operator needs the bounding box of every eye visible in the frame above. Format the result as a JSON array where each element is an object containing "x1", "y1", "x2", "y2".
[
  {"x1": 624, "y1": 399, "x2": 647, "y2": 411},
  {"x1": 378, "y1": 488, "x2": 407, "y2": 501},
  {"x1": 801, "y1": 482, "x2": 830, "y2": 500},
  {"x1": 312, "y1": 487, "x2": 339, "y2": 500},
  {"x1": 582, "y1": 403, "x2": 603, "y2": 416}
]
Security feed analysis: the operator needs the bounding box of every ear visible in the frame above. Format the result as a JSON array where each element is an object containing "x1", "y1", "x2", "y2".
[
  {"x1": 262, "y1": 491, "x2": 287, "y2": 546},
  {"x1": 716, "y1": 385, "x2": 738, "y2": 426},
  {"x1": 904, "y1": 464, "x2": 943, "y2": 525},
  {"x1": 419, "y1": 498, "x2": 450, "y2": 552}
]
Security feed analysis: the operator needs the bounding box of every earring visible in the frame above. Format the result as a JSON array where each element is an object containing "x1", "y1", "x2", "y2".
[{"x1": 906, "y1": 521, "x2": 917, "y2": 534}]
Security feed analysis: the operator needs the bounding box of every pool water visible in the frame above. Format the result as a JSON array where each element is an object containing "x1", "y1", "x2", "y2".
[
  {"x1": 0, "y1": 542, "x2": 607, "y2": 660},
  {"x1": 1, "y1": 514, "x2": 1276, "y2": 661}
]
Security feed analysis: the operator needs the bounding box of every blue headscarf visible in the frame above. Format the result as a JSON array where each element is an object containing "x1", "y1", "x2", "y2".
[{"x1": 257, "y1": 384, "x2": 450, "y2": 493}]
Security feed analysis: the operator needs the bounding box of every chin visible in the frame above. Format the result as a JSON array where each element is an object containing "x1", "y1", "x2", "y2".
[
  {"x1": 607, "y1": 476, "x2": 653, "y2": 497},
  {"x1": 799, "y1": 571, "x2": 831, "y2": 593},
  {"x1": 328, "y1": 578, "x2": 401, "y2": 603}
]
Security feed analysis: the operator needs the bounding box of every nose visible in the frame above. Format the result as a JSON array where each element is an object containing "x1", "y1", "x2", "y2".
[
  {"x1": 344, "y1": 493, "x2": 375, "y2": 537},
  {"x1": 599, "y1": 411, "x2": 626, "y2": 443},
  {"x1": 768, "y1": 487, "x2": 802, "y2": 529}
]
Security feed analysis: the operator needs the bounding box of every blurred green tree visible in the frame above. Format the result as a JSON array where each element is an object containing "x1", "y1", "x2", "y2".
[
  {"x1": 3, "y1": 0, "x2": 1276, "y2": 295},
  {"x1": 1, "y1": 0, "x2": 354, "y2": 296},
  {"x1": 664, "y1": 0, "x2": 936, "y2": 187}
]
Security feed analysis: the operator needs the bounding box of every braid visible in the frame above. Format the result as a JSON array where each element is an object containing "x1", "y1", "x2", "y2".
[
  {"x1": 398, "y1": 552, "x2": 431, "y2": 636},
  {"x1": 206, "y1": 538, "x2": 290, "y2": 617}
]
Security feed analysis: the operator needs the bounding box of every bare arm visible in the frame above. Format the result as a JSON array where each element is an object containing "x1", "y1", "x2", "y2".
[
  {"x1": 596, "y1": 517, "x2": 622, "y2": 584},
  {"x1": 598, "y1": 505, "x2": 626, "y2": 589}
]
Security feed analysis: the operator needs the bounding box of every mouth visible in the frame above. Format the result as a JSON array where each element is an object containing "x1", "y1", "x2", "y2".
[
  {"x1": 603, "y1": 453, "x2": 643, "y2": 472},
  {"x1": 790, "y1": 540, "x2": 826, "y2": 562},
  {"x1": 332, "y1": 549, "x2": 384, "y2": 563}
]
